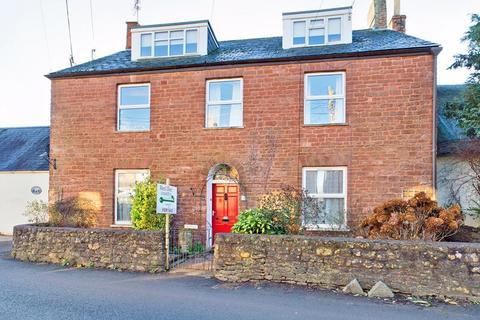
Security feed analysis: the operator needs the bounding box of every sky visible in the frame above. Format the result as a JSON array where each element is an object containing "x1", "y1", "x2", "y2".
[{"x1": 0, "y1": 0, "x2": 478, "y2": 127}]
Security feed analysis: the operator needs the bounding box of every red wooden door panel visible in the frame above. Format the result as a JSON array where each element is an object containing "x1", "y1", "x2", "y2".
[{"x1": 212, "y1": 184, "x2": 239, "y2": 241}]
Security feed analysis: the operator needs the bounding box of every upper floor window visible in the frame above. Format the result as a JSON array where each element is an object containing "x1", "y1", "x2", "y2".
[
  {"x1": 117, "y1": 84, "x2": 150, "y2": 131},
  {"x1": 140, "y1": 29, "x2": 198, "y2": 58},
  {"x1": 304, "y1": 72, "x2": 345, "y2": 125},
  {"x1": 206, "y1": 79, "x2": 243, "y2": 128},
  {"x1": 293, "y1": 17, "x2": 342, "y2": 46},
  {"x1": 302, "y1": 167, "x2": 347, "y2": 229}
]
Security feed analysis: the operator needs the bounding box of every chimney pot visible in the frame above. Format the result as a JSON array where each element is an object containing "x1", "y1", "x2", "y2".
[
  {"x1": 390, "y1": 15, "x2": 406, "y2": 33},
  {"x1": 368, "y1": 0, "x2": 387, "y2": 29},
  {"x1": 126, "y1": 21, "x2": 139, "y2": 50}
]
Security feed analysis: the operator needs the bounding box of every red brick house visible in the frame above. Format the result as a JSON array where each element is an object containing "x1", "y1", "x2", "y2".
[{"x1": 47, "y1": 4, "x2": 440, "y2": 247}]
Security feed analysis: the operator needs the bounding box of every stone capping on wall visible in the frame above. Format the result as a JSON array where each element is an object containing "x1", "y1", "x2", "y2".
[
  {"x1": 213, "y1": 233, "x2": 480, "y2": 298},
  {"x1": 12, "y1": 224, "x2": 165, "y2": 272}
]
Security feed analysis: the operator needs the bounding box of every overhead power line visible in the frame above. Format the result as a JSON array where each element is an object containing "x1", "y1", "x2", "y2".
[
  {"x1": 89, "y1": 0, "x2": 96, "y2": 60},
  {"x1": 65, "y1": 0, "x2": 75, "y2": 66}
]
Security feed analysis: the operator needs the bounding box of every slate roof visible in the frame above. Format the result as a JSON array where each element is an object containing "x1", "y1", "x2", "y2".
[
  {"x1": 0, "y1": 126, "x2": 50, "y2": 171},
  {"x1": 47, "y1": 29, "x2": 439, "y2": 79}
]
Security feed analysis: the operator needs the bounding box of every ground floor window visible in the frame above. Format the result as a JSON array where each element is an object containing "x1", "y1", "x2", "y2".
[
  {"x1": 114, "y1": 169, "x2": 150, "y2": 224},
  {"x1": 302, "y1": 167, "x2": 347, "y2": 229}
]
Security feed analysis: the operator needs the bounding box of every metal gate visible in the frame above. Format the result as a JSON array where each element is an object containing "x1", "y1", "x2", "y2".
[{"x1": 167, "y1": 224, "x2": 213, "y2": 272}]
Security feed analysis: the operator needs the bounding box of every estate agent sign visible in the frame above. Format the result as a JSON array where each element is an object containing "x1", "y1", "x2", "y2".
[{"x1": 156, "y1": 183, "x2": 177, "y2": 214}]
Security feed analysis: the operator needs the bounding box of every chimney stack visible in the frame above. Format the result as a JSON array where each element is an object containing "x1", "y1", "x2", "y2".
[
  {"x1": 126, "y1": 21, "x2": 139, "y2": 49},
  {"x1": 389, "y1": 0, "x2": 406, "y2": 33},
  {"x1": 368, "y1": 0, "x2": 387, "y2": 29}
]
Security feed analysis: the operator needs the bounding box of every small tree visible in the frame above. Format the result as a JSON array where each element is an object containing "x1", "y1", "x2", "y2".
[
  {"x1": 445, "y1": 14, "x2": 480, "y2": 137},
  {"x1": 24, "y1": 200, "x2": 48, "y2": 224},
  {"x1": 130, "y1": 179, "x2": 165, "y2": 230}
]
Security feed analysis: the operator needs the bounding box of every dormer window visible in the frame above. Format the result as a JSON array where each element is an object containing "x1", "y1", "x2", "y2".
[
  {"x1": 292, "y1": 17, "x2": 342, "y2": 47},
  {"x1": 283, "y1": 7, "x2": 352, "y2": 49},
  {"x1": 131, "y1": 20, "x2": 218, "y2": 61},
  {"x1": 139, "y1": 29, "x2": 198, "y2": 58}
]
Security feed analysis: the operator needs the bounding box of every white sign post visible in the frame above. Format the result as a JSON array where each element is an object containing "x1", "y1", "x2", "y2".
[{"x1": 157, "y1": 179, "x2": 177, "y2": 270}]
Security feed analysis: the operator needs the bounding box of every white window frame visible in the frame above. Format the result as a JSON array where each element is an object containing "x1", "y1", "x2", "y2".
[
  {"x1": 117, "y1": 83, "x2": 151, "y2": 132},
  {"x1": 304, "y1": 71, "x2": 346, "y2": 125},
  {"x1": 139, "y1": 28, "x2": 199, "y2": 58},
  {"x1": 205, "y1": 78, "x2": 244, "y2": 128},
  {"x1": 292, "y1": 16, "x2": 343, "y2": 47},
  {"x1": 302, "y1": 167, "x2": 347, "y2": 230},
  {"x1": 114, "y1": 169, "x2": 150, "y2": 225}
]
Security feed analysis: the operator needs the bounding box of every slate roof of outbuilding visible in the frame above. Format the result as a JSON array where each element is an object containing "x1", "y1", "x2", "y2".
[
  {"x1": 0, "y1": 126, "x2": 50, "y2": 171},
  {"x1": 47, "y1": 29, "x2": 439, "y2": 79}
]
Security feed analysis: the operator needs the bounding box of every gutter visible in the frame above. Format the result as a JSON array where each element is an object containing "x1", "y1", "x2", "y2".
[
  {"x1": 431, "y1": 46, "x2": 443, "y2": 199},
  {"x1": 45, "y1": 46, "x2": 439, "y2": 80}
]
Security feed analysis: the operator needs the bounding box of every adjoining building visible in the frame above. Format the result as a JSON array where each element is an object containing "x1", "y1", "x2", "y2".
[
  {"x1": 436, "y1": 85, "x2": 480, "y2": 227},
  {"x1": 46, "y1": 2, "x2": 440, "y2": 246},
  {"x1": 0, "y1": 126, "x2": 50, "y2": 234}
]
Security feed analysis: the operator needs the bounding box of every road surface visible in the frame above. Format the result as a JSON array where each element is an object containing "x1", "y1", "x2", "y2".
[{"x1": 0, "y1": 238, "x2": 478, "y2": 320}]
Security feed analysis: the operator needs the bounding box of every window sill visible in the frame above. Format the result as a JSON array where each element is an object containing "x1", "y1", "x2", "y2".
[
  {"x1": 303, "y1": 123, "x2": 349, "y2": 127},
  {"x1": 115, "y1": 130, "x2": 150, "y2": 133},
  {"x1": 204, "y1": 126, "x2": 244, "y2": 130},
  {"x1": 110, "y1": 224, "x2": 132, "y2": 228}
]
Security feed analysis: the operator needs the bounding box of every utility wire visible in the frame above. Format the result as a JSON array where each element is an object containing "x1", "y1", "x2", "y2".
[
  {"x1": 65, "y1": 0, "x2": 75, "y2": 66},
  {"x1": 89, "y1": 0, "x2": 96, "y2": 60}
]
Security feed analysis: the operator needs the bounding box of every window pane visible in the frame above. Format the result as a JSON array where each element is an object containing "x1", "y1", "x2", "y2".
[
  {"x1": 140, "y1": 34, "x2": 152, "y2": 57},
  {"x1": 309, "y1": 28, "x2": 325, "y2": 45},
  {"x1": 304, "y1": 198, "x2": 344, "y2": 226},
  {"x1": 305, "y1": 171, "x2": 318, "y2": 194},
  {"x1": 307, "y1": 74, "x2": 343, "y2": 96},
  {"x1": 310, "y1": 19, "x2": 324, "y2": 28},
  {"x1": 170, "y1": 39, "x2": 183, "y2": 55},
  {"x1": 186, "y1": 30, "x2": 198, "y2": 53},
  {"x1": 293, "y1": 21, "x2": 306, "y2": 45},
  {"x1": 120, "y1": 86, "x2": 149, "y2": 105},
  {"x1": 155, "y1": 32, "x2": 168, "y2": 41},
  {"x1": 323, "y1": 170, "x2": 343, "y2": 193},
  {"x1": 323, "y1": 198, "x2": 345, "y2": 225},
  {"x1": 208, "y1": 80, "x2": 241, "y2": 102},
  {"x1": 154, "y1": 40, "x2": 168, "y2": 56},
  {"x1": 328, "y1": 18, "x2": 342, "y2": 42},
  {"x1": 170, "y1": 30, "x2": 184, "y2": 39},
  {"x1": 119, "y1": 108, "x2": 150, "y2": 131},
  {"x1": 116, "y1": 171, "x2": 148, "y2": 222},
  {"x1": 207, "y1": 103, "x2": 242, "y2": 127},
  {"x1": 305, "y1": 99, "x2": 344, "y2": 124}
]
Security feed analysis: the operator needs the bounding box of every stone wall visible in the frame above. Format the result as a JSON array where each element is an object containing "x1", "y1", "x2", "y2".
[
  {"x1": 12, "y1": 224, "x2": 165, "y2": 272},
  {"x1": 214, "y1": 234, "x2": 480, "y2": 298}
]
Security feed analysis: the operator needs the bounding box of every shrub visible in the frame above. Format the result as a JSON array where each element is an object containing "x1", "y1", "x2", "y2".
[
  {"x1": 130, "y1": 179, "x2": 165, "y2": 230},
  {"x1": 49, "y1": 197, "x2": 97, "y2": 228},
  {"x1": 24, "y1": 200, "x2": 48, "y2": 224},
  {"x1": 359, "y1": 192, "x2": 463, "y2": 241},
  {"x1": 232, "y1": 208, "x2": 285, "y2": 235}
]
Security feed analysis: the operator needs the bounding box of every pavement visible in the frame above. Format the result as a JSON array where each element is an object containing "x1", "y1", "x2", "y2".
[{"x1": 0, "y1": 238, "x2": 479, "y2": 320}]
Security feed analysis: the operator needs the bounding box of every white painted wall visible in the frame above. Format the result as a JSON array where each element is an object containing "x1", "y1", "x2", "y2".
[
  {"x1": 437, "y1": 156, "x2": 480, "y2": 227},
  {"x1": 0, "y1": 172, "x2": 49, "y2": 235}
]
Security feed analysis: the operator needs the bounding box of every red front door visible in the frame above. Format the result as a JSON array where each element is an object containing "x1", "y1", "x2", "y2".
[{"x1": 212, "y1": 184, "x2": 239, "y2": 240}]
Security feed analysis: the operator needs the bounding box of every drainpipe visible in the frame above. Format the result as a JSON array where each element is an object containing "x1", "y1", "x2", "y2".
[{"x1": 431, "y1": 46, "x2": 442, "y2": 199}]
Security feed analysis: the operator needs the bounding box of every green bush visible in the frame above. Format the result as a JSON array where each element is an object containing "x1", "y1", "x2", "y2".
[
  {"x1": 232, "y1": 208, "x2": 285, "y2": 235},
  {"x1": 130, "y1": 179, "x2": 165, "y2": 230}
]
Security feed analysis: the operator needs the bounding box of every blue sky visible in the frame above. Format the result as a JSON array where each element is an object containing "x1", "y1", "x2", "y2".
[{"x1": 0, "y1": 0, "x2": 478, "y2": 127}]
